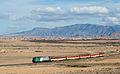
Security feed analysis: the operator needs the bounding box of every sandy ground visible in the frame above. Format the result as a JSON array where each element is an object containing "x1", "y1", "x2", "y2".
[{"x1": 0, "y1": 39, "x2": 120, "y2": 74}]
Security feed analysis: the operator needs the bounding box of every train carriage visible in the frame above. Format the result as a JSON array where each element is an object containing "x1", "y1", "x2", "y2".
[
  {"x1": 79, "y1": 54, "x2": 90, "y2": 58},
  {"x1": 95, "y1": 53, "x2": 101, "y2": 57},
  {"x1": 50, "y1": 56, "x2": 67, "y2": 61},
  {"x1": 67, "y1": 55, "x2": 80, "y2": 59},
  {"x1": 99, "y1": 52, "x2": 105, "y2": 57},
  {"x1": 90, "y1": 54, "x2": 97, "y2": 57}
]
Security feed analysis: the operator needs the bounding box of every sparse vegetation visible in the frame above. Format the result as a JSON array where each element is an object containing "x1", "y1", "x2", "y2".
[{"x1": 0, "y1": 38, "x2": 120, "y2": 74}]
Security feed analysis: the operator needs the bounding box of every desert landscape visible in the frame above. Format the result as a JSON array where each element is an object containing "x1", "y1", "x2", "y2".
[
  {"x1": 0, "y1": 38, "x2": 120, "y2": 74},
  {"x1": 1, "y1": 0, "x2": 120, "y2": 74}
]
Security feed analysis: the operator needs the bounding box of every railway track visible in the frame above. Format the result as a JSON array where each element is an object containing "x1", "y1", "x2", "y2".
[{"x1": 0, "y1": 52, "x2": 120, "y2": 67}]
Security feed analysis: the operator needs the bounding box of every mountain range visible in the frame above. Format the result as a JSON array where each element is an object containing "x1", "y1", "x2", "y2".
[{"x1": 4, "y1": 24, "x2": 120, "y2": 38}]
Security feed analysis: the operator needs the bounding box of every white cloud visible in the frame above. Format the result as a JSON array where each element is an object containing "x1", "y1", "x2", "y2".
[
  {"x1": 7, "y1": 6, "x2": 113, "y2": 25},
  {"x1": 34, "y1": 7, "x2": 64, "y2": 15},
  {"x1": 116, "y1": 8, "x2": 120, "y2": 12},
  {"x1": 45, "y1": 7, "x2": 62, "y2": 12},
  {"x1": 106, "y1": 17, "x2": 119, "y2": 22},
  {"x1": 29, "y1": 6, "x2": 110, "y2": 22},
  {"x1": 28, "y1": 7, "x2": 71, "y2": 22},
  {"x1": 104, "y1": 17, "x2": 119, "y2": 24},
  {"x1": 70, "y1": 6, "x2": 109, "y2": 14}
]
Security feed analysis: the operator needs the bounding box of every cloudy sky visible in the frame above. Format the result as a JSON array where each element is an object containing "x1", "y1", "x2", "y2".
[{"x1": 0, "y1": 0, "x2": 120, "y2": 35}]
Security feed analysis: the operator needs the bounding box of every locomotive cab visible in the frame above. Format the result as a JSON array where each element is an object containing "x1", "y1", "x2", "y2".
[
  {"x1": 32, "y1": 56, "x2": 50, "y2": 63},
  {"x1": 32, "y1": 57, "x2": 39, "y2": 63}
]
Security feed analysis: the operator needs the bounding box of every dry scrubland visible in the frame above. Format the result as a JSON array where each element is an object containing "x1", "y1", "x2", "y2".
[{"x1": 0, "y1": 38, "x2": 120, "y2": 74}]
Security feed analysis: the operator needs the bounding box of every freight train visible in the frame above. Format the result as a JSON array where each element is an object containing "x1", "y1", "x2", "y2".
[{"x1": 32, "y1": 52, "x2": 104, "y2": 63}]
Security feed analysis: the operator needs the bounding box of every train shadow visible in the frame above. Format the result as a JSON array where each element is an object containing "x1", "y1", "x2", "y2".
[{"x1": 0, "y1": 63, "x2": 33, "y2": 67}]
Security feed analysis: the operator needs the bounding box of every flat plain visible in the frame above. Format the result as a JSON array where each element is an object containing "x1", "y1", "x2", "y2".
[{"x1": 0, "y1": 38, "x2": 120, "y2": 74}]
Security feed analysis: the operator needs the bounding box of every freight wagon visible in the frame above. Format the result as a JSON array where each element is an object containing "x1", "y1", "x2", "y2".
[{"x1": 32, "y1": 52, "x2": 104, "y2": 63}]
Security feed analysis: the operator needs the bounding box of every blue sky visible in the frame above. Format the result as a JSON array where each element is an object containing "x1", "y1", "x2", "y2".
[{"x1": 0, "y1": 0, "x2": 120, "y2": 35}]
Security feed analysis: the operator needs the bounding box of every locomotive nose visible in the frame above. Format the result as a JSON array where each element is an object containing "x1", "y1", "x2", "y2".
[
  {"x1": 32, "y1": 57, "x2": 36, "y2": 63},
  {"x1": 32, "y1": 57, "x2": 40, "y2": 63}
]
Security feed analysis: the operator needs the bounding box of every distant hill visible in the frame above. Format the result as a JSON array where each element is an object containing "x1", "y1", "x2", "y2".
[{"x1": 4, "y1": 24, "x2": 120, "y2": 38}]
